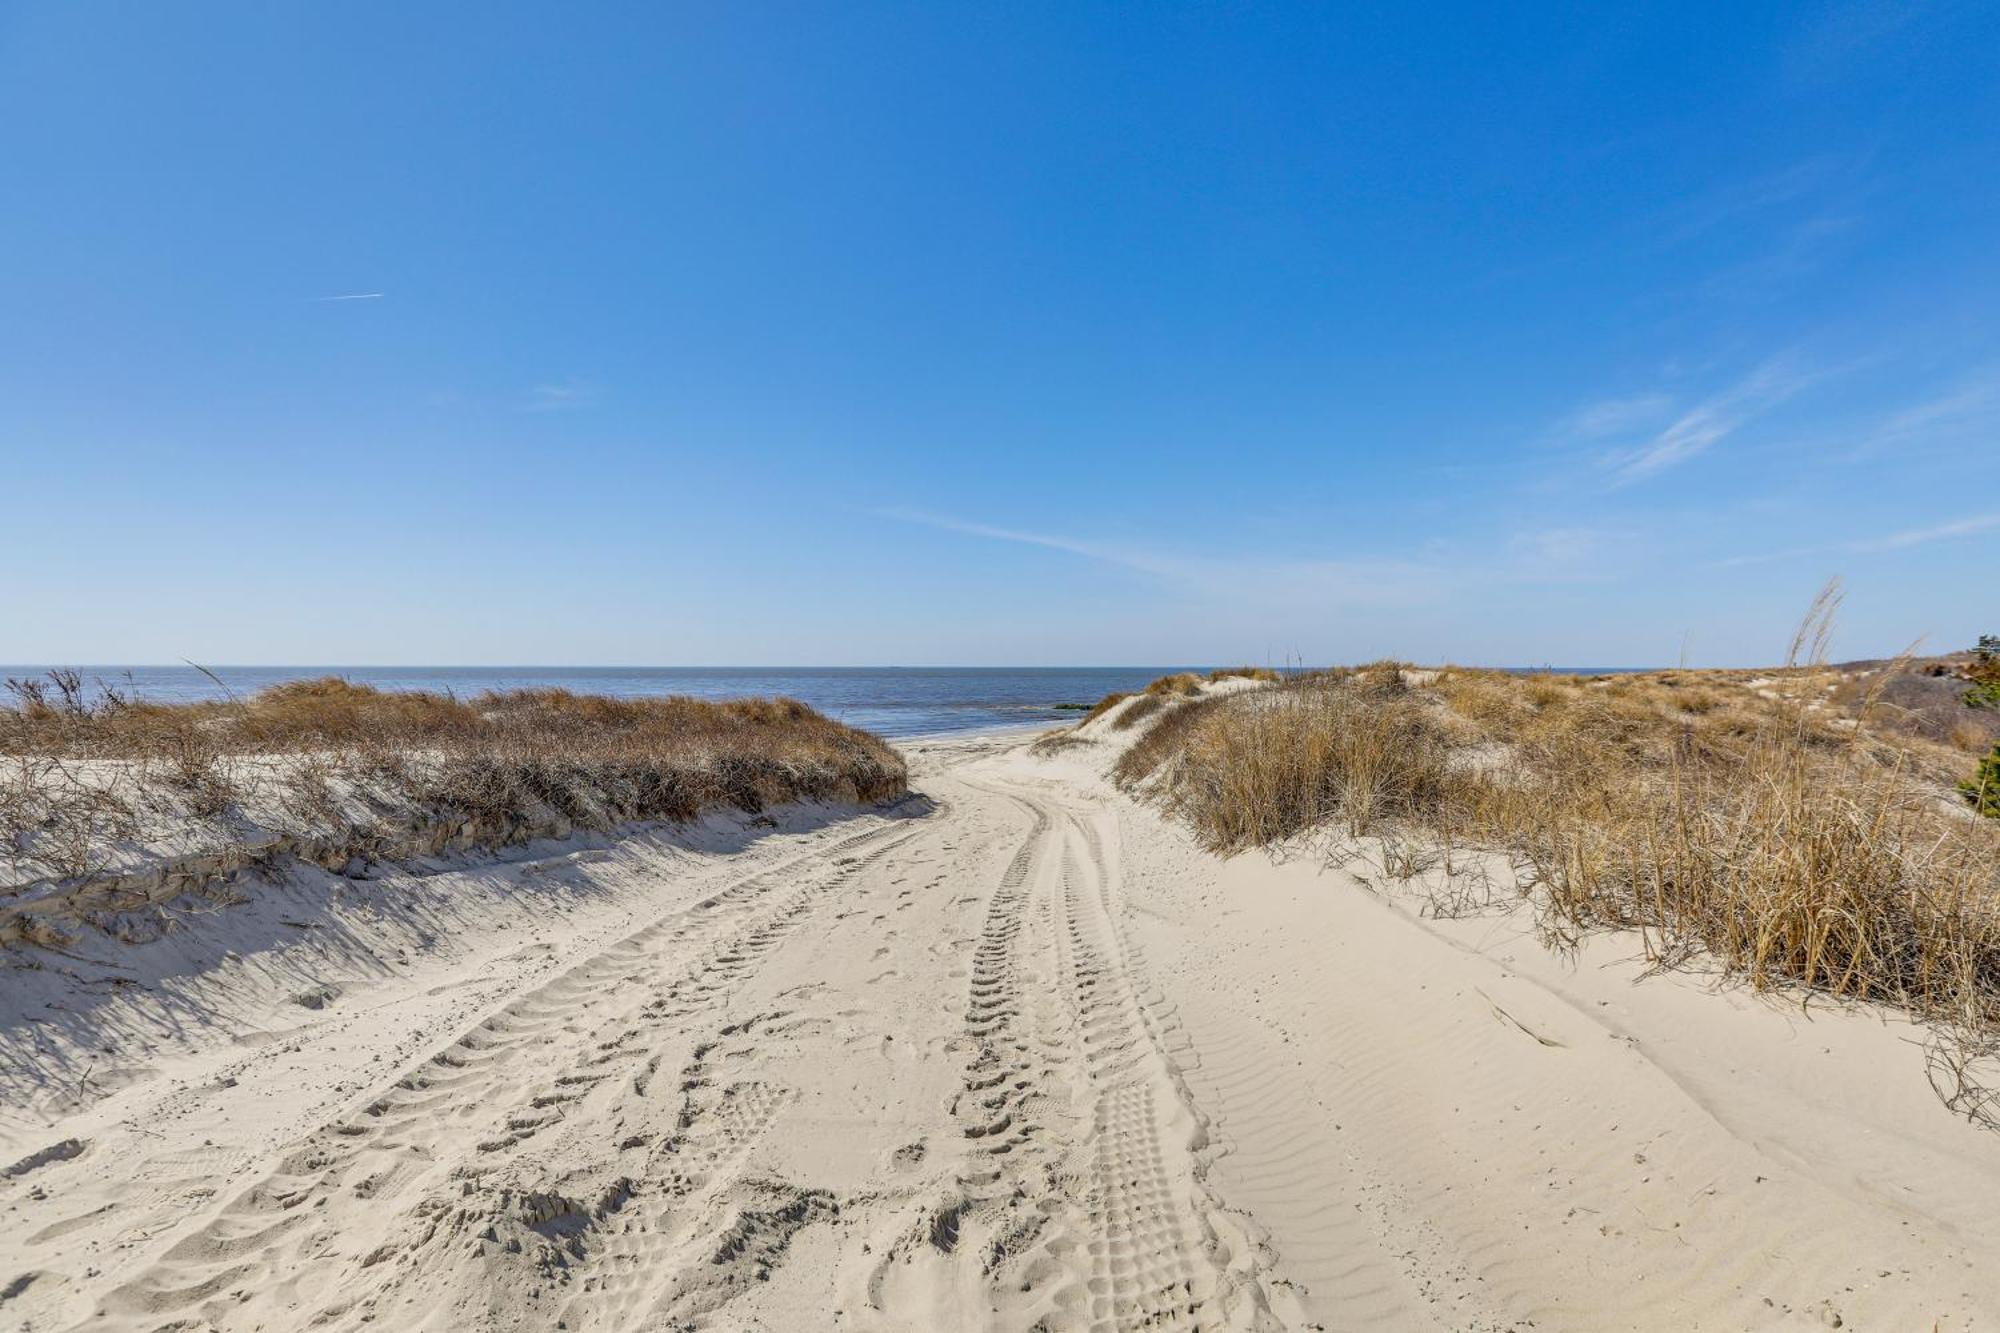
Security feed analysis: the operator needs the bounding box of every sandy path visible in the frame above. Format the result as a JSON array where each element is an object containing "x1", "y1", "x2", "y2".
[{"x1": 6, "y1": 733, "x2": 2000, "y2": 1330}]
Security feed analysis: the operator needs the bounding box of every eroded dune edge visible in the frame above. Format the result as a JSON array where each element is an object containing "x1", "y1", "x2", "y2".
[{"x1": 4, "y1": 719, "x2": 1998, "y2": 1331}]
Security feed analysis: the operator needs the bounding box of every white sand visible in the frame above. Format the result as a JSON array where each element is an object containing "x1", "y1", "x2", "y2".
[{"x1": 4, "y1": 720, "x2": 1998, "y2": 1330}]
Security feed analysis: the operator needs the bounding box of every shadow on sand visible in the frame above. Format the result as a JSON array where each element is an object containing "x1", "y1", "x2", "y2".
[{"x1": 0, "y1": 793, "x2": 936, "y2": 1128}]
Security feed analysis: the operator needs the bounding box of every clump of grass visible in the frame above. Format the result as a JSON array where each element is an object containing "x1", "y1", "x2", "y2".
[
  {"x1": 1029, "y1": 729, "x2": 1090, "y2": 757},
  {"x1": 1164, "y1": 681, "x2": 1454, "y2": 844},
  {"x1": 1110, "y1": 693, "x2": 1170, "y2": 732},
  {"x1": 236, "y1": 676, "x2": 473, "y2": 746},
  {"x1": 0, "y1": 675, "x2": 907, "y2": 896},
  {"x1": 1080, "y1": 693, "x2": 1132, "y2": 724},
  {"x1": 1113, "y1": 695, "x2": 1222, "y2": 788},
  {"x1": 1121, "y1": 585, "x2": 2000, "y2": 1086},
  {"x1": 1041, "y1": 668, "x2": 1281, "y2": 754}
]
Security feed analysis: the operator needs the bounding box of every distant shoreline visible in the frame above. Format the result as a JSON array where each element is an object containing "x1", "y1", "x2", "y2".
[
  {"x1": 0, "y1": 663, "x2": 1710, "y2": 743},
  {"x1": 3, "y1": 662, "x2": 1674, "y2": 673}
]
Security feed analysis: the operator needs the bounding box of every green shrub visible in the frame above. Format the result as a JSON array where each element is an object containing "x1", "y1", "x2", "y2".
[
  {"x1": 1966, "y1": 634, "x2": 2000, "y2": 710},
  {"x1": 1964, "y1": 744, "x2": 2000, "y2": 817}
]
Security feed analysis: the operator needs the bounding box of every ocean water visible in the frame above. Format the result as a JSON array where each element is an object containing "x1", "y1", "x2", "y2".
[
  {"x1": 2, "y1": 664, "x2": 1663, "y2": 741},
  {"x1": 0, "y1": 666, "x2": 1205, "y2": 740}
]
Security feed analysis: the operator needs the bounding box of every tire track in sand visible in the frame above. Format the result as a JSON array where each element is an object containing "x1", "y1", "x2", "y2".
[
  {"x1": 868, "y1": 782, "x2": 1275, "y2": 1331},
  {"x1": 1056, "y1": 805, "x2": 1272, "y2": 1332},
  {"x1": 87, "y1": 808, "x2": 931, "y2": 1332}
]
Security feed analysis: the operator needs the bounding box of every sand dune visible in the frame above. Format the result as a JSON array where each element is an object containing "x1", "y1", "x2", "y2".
[{"x1": 4, "y1": 729, "x2": 1998, "y2": 1330}]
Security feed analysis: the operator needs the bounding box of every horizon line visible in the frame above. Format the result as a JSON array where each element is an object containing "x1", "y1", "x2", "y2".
[{"x1": 8, "y1": 660, "x2": 1720, "y2": 672}]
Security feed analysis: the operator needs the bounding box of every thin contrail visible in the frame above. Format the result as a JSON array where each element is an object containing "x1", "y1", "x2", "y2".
[{"x1": 311, "y1": 292, "x2": 385, "y2": 302}]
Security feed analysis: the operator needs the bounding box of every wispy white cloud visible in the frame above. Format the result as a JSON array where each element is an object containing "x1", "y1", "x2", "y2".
[
  {"x1": 873, "y1": 508, "x2": 1178, "y2": 576},
  {"x1": 1610, "y1": 359, "x2": 1817, "y2": 482},
  {"x1": 1852, "y1": 511, "x2": 2000, "y2": 552},
  {"x1": 1710, "y1": 543, "x2": 1835, "y2": 570},
  {"x1": 1697, "y1": 212, "x2": 1862, "y2": 297},
  {"x1": 1556, "y1": 394, "x2": 1673, "y2": 440},
  {"x1": 1715, "y1": 510, "x2": 2000, "y2": 567},
  {"x1": 311, "y1": 292, "x2": 384, "y2": 302},
  {"x1": 877, "y1": 507, "x2": 1440, "y2": 602},
  {"x1": 1855, "y1": 370, "x2": 2000, "y2": 457},
  {"x1": 877, "y1": 507, "x2": 1616, "y2": 607},
  {"x1": 1762, "y1": 367, "x2": 2000, "y2": 465},
  {"x1": 526, "y1": 380, "x2": 599, "y2": 412},
  {"x1": 1507, "y1": 526, "x2": 1616, "y2": 566},
  {"x1": 1660, "y1": 159, "x2": 1840, "y2": 245}
]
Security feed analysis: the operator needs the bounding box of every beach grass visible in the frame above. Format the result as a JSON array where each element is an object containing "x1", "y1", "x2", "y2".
[
  {"x1": 1, "y1": 674, "x2": 907, "y2": 896},
  {"x1": 1082, "y1": 606, "x2": 2000, "y2": 1104}
]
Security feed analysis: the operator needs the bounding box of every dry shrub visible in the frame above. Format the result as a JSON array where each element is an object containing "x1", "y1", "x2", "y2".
[
  {"x1": 0, "y1": 675, "x2": 907, "y2": 891},
  {"x1": 0, "y1": 756, "x2": 144, "y2": 881},
  {"x1": 1846, "y1": 670, "x2": 2000, "y2": 752},
  {"x1": 1953, "y1": 721, "x2": 1996, "y2": 752},
  {"x1": 1207, "y1": 666, "x2": 1280, "y2": 683},
  {"x1": 1145, "y1": 672, "x2": 1204, "y2": 697},
  {"x1": 158, "y1": 720, "x2": 237, "y2": 818}
]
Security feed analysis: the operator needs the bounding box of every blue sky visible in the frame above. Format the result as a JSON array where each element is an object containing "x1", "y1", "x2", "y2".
[{"x1": 3, "y1": 2, "x2": 1996, "y2": 667}]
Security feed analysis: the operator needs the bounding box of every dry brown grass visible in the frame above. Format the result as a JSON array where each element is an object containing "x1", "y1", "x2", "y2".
[
  {"x1": 1029, "y1": 670, "x2": 1280, "y2": 764},
  {"x1": 1162, "y1": 682, "x2": 1454, "y2": 843},
  {"x1": 1115, "y1": 601, "x2": 2000, "y2": 1089},
  {"x1": 1113, "y1": 694, "x2": 1222, "y2": 788},
  {"x1": 1029, "y1": 729, "x2": 1090, "y2": 757},
  {"x1": 1110, "y1": 693, "x2": 1170, "y2": 732},
  {"x1": 1080, "y1": 693, "x2": 1133, "y2": 725},
  {"x1": 1, "y1": 675, "x2": 907, "y2": 893}
]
